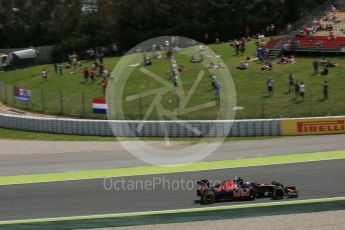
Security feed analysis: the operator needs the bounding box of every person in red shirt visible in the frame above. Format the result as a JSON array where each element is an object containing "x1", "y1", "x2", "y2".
[
  {"x1": 82, "y1": 67, "x2": 89, "y2": 83},
  {"x1": 89, "y1": 69, "x2": 95, "y2": 82},
  {"x1": 100, "y1": 77, "x2": 107, "y2": 96}
]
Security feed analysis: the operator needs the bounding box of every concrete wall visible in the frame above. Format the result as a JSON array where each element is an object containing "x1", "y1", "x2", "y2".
[{"x1": 0, "y1": 113, "x2": 281, "y2": 137}]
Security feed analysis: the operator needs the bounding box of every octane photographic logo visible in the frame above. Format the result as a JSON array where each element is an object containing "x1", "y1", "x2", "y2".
[
  {"x1": 107, "y1": 36, "x2": 237, "y2": 165},
  {"x1": 103, "y1": 177, "x2": 223, "y2": 192}
]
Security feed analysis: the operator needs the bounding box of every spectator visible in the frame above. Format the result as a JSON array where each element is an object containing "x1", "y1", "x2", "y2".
[
  {"x1": 257, "y1": 46, "x2": 265, "y2": 62},
  {"x1": 173, "y1": 75, "x2": 178, "y2": 88},
  {"x1": 288, "y1": 73, "x2": 296, "y2": 93},
  {"x1": 215, "y1": 82, "x2": 221, "y2": 98},
  {"x1": 41, "y1": 69, "x2": 48, "y2": 82},
  {"x1": 98, "y1": 63, "x2": 104, "y2": 76},
  {"x1": 288, "y1": 56, "x2": 296, "y2": 64},
  {"x1": 211, "y1": 75, "x2": 217, "y2": 89},
  {"x1": 299, "y1": 82, "x2": 305, "y2": 98},
  {"x1": 312, "y1": 59, "x2": 319, "y2": 76},
  {"x1": 57, "y1": 63, "x2": 63, "y2": 76},
  {"x1": 237, "y1": 61, "x2": 249, "y2": 70},
  {"x1": 167, "y1": 48, "x2": 173, "y2": 60},
  {"x1": 267, "y1": 77, "x2": 274, "y2": 96},
  {"x1": 216, "y1": 61, "x2": 225, "y2": 68},
  {"x1": 191, "y1": 55, "x2": 197, "y2": 63},
  {"x1": 178, "y1": 65, "x2": 185, "y2": 73},
  {"x1": 209, "y1": 62, "x2": 216, "y2": 69},
  {"x1": 89, "y1": 68, "x2": 95, "y2": 82},
  {"x1": 112, "y1": 43, "x2": 119, "y2": 55},
  {"x1": 295, "y1": 80, "x2": 300, "y2": 97},
  {"x1": 102, "y1": 68, "x2": 108, "y2": 77},
  {"x1": 322, "y1": 80, "x2": 328, "y2": 100},
  {"x1": 240, "y1": 39, "x2": 246, "y2": 55},
  {"x1": 99, "y1": 52, "x2": 104, "y2": 63},
  {"x1": 100, "y1": 77, "x2": 107, "y2": 96},
  {"x1": 154, "y1": 51, "x2": 162, "y2": 59},
  {"x1": 83, "y1": 67, "x2": 89, "y2": 83},
  {"x1": 276, "y1": 55, "x2": 289, "y2": 64},
  {"x1": 234, "y1": 40, "x2": 240, "y2": 56},
  {"x1": 270, "y1": 24, "x2": 276, "y2": 36},
  {"x1": 321, "y1": 67, "x2": 329, "y2": 76},
  {"x1": 261, "y1": 62, "x2": 272, "y2": 71}
]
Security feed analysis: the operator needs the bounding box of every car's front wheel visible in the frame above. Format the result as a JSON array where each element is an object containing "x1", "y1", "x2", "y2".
[
  {"x1": 249, "y1": 190, "x2": 256, "y2": 200},
  {"x1": 273, "y1": 187, "x2": 285, "y2": 199}
]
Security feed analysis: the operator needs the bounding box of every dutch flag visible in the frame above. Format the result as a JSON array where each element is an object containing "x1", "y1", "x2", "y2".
[{"x1": 92, "y1": 98, "x2": 108, "y2": 114}]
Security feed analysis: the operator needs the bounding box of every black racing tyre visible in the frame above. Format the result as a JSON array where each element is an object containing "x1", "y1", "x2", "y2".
[
  {"x1": 202, "y1": 191, "x2": 215, "y2": 204},
  {"x1": 250, "y1": 190, "x2": 256, "y2": 200},
  {"x1": 273, "y1": 187, "x2": 285, "y2": 199}
]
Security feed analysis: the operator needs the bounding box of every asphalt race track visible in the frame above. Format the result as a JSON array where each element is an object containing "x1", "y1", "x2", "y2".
[
  {"x1": 1, "y1": 134, "x2": 345, "y2": 176},
  {"x1": 0, "y1": 159, "x2": 344, "y2": 221}
]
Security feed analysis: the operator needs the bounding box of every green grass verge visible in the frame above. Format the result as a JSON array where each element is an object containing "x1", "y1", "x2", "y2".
[
  {"x1": 1, "y1": 39, "x2": 345, "y2": 119},
  {"x1": 0, "y1": 197, "x2": 344, "y2": 226},
  {"x1": 0, "y1": 150, "x2": 344, "y2": 185}
]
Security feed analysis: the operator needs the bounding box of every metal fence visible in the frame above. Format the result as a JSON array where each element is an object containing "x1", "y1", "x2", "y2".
[
  {"x1": 0, "y1": 80, "x2": 106, "y2": 119},
  {"x1": 1, "y1": 80, "x2": 344, "y2": 120}
]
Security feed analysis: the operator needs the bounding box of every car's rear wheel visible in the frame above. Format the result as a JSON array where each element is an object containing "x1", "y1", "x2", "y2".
[
  {"x1": 273, "y1": 187, "x2": 285, "y2": 199},
  {"x1": 202, "y1": 191, "x2": 215, "y2": 204}
]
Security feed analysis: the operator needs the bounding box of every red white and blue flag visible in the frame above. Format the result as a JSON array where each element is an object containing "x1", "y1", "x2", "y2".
[
  {"x1": 13, "y1": 86, "x2": 31, "y2": 101},
  {"x1": 92, "y1": 98, "x2": 108, "y2": 114}
]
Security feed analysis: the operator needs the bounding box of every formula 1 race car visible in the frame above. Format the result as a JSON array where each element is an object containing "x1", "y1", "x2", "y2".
[{"x1": 197, "y1": 177, "x2": 298, "y2": 204}]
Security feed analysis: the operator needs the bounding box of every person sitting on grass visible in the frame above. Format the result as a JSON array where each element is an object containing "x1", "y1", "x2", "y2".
[
  {"x1": 261, "y1": 62, "x2": 272, "y2": 71},
  {"x1": 276, "y1": 55, "x2": 289, "y2": 64},
  {"x1": 178, "y1": 64, "x2": 185, "y2": 73},
  {"x1": 209, "y1": 62, "x2": 216, "y2": 69},
  {"x1": 288, "y1": 55, "x2": 297, "y2": 64},
  {"x1": 216, "y1": 61, "x2": 225, "y2": 68},
  {"x1": 191, "y1": 54, "x2": 204, "y2": 63},
  {"x1": 237, "y1": 61, "x2": 249, "y2": 70},
  {"x1": 154, "y1": 51, "x2": 162, "y2": 59},
  {"x1": 143, "y1": 57, "x2": 152, "y2": 66},
  {"x1": 191, "y1": 55, "x2": 197, "y2": 63}
]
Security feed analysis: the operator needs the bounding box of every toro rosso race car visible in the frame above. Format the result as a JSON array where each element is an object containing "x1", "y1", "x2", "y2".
[{"x1": 197, "y1": 177, "x2": 298, "y2": 204}]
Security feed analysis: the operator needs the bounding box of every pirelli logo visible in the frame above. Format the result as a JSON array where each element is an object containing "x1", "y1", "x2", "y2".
[{"x1": 297, "y1": 120, "x2": 345, "y2": 133}]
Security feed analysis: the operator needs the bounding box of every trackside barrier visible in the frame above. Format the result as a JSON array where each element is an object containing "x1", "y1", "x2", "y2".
[
  {"x1": 281, "y1": 116, "x2": 345, "y2": 135},
  {"x1": 0, "y1": 113, "x2": 344, "y2": 137},
  {"x1": 0, "y1": 113, "x2": 280, "y2": 137}
]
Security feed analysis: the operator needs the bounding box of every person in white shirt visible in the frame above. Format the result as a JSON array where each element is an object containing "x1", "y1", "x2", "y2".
[
  {"x1": 41, "y1": 69, "x2": 48, "y2": 82},
  {"x1": 299, "y1": 82, "x2": 305, "y2": 98}
]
